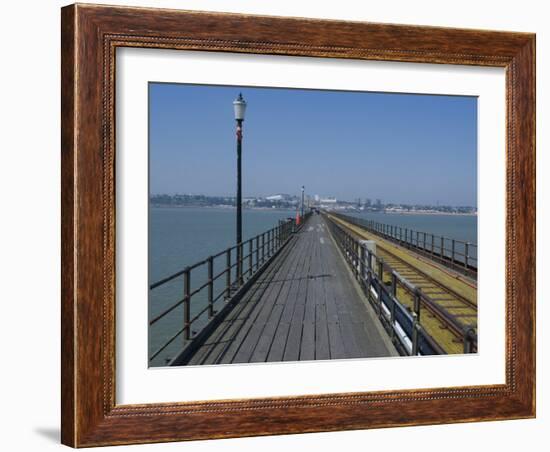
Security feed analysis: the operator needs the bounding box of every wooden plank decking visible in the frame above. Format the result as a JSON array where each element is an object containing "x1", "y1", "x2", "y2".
[{"x1": 178, "y1": 214, "x2": 397, "y2": 365}]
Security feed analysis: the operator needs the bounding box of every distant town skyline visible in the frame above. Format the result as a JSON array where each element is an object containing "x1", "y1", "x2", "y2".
[
  {"x1": 150, "y1": 193, "x2": 477, "y2": 216},
  {"x1": 149, "y1": 191, "x2": 476, "y2": 208},
  {"x1": 149, "y1": 83, "x2": 477, "y2": 206}
]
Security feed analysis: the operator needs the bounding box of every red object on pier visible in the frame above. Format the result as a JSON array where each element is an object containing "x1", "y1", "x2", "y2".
[{"x1": 296, "y1": 212, "x2": 301, "y2": 225}]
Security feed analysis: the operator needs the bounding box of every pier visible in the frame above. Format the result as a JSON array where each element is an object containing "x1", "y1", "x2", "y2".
[{"x1": 149, "y1": 212, "x2": 478, "y2": 366}]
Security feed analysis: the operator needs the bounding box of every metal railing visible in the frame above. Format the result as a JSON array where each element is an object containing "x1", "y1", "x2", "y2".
[
  {"x1": 331, "y1": 212, "x2": 477, "y2": 277},
  {"x1": 325, "y1": 215, "x2": 477, "y2": 356},
  {"x1": 149, "y1": 214, "x2": 310, "y2": 365}
]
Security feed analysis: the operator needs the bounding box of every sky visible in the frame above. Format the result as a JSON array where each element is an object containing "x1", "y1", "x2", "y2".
[{"x1": 149, "y1": 83, "x2": 477, "y2": 206}]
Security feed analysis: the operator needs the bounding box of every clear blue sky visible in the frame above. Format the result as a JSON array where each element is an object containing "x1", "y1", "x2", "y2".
[{"x1": 149, "y1": 83, "x2": 477, "y2": 206}]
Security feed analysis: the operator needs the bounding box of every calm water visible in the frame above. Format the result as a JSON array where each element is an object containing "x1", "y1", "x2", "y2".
[
  {"x1": 149, "y1": 207, "x2": 295, "y2": 365},
  {"x1": 346, "y1": 211, "x2": 477, "y2": 244},
  {"x1": 148, "y1": 207, "x2": 477, "y2": 366}
]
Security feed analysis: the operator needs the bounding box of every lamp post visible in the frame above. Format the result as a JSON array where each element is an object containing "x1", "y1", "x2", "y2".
[
  {"x1": 233, "y1": 93, "x2": 247, "y2": 285},
  {"x1": 301, "y1": 185, "x2": 305, "y2": 219}
]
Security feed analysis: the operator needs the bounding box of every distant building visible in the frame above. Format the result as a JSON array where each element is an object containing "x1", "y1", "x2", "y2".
[{"x1": 265, "y1": 194, "x2": 286, "y2": 201}]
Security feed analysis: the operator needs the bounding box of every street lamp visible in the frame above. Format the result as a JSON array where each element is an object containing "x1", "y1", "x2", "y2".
[
  {"x1": 301, "y1": 185, "x2": 305, "y2": 219},
  {"x1": 233, "y1": 93, "x2": 247, "y2": 284}
]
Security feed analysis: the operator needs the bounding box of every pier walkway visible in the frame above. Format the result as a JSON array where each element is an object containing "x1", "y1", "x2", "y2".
[{"x1": 172, "y1": 214, "x2": 397, "y2": 365}]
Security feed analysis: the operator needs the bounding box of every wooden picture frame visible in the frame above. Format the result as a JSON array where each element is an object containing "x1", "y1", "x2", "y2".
[{"x1": 61, "y1": 3, "x2": 535, "y2": 447}]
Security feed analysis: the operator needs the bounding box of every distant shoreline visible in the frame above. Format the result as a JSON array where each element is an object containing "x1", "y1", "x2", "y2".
[
  {"x1": 150, "y1": 204, "x2": 295, "y2": 212},
  {"x1": 379, "y1": 211, "x2": 477, "y2": 217},
  {"x1": 150, "y1": 204, "x2": 476, "y2": 216}
]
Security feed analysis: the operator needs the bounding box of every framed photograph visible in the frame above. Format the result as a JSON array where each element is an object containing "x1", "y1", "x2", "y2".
[{"x1": 61, "y1": 3, "x2": 535, "y2": 447}]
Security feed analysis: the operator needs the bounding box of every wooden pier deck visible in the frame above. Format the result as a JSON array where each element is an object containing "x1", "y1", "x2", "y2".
[{"x1": 175, "y1": 214, "x2": 397, "y2": 365}]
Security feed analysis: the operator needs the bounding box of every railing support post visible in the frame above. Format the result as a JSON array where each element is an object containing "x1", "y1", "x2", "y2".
[
  {"x1": 391, "y1": 271, "x2": 397, "y2": 297},
  {"x1": 359, "y1": 244, "x2": 365, "y2": 281},
  {"x1": 465, "y1": 242, "x2": 469, "y2": 269},
  {"x1": 451, "y1": 239, "x2": 456, "y2": 265},
  {"x1": 463, "y1": 327, "x2": 477, "y2": 353},
  {"x1": 390, "y1": 272, "x2": 397, "y2": 339},
  {"x1": 413, "y1": 287, "x2": 422, "y2": 321},
  {"x1": 411, "y1": 312, "x2": 419, "y2": 356},
  {"x1": 248, "y1": 240, "x2": 253, "y2": 278},
  {"x1": 237, "y1": 242, "x2": 243, "y2": 286},
  {"x1": 225, "y1": 249, "x2": 231, "y2": 299},
  {"x1": 255, "y1": 236, "x2": 260, "y2": 270},
  {"x1": 353, "y1": 240, "x2": 361, "y2": 279},
  {"x1": 365, "y1": 268, "x2": 372, "y2": 301},
  {"x1": 366, "y1": 249, "x2": 372, "y2": 271},
  {"x1": 183, "y1": 268, "x2": 191, "y2": 340},
  {"x1": 207, "y1": 257, "x2": 214, "y2": 318}
]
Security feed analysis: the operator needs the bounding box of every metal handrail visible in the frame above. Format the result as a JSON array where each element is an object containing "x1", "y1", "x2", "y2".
[
  {"x1": 330, "y1": 212, "x2": 477, "y2": 276},
  {"x1": 325, "y1": 215, "x2": 477, "y2": 356},
  {"x1": 149, "y1": 213, "x2": 311, "y2": 363}
]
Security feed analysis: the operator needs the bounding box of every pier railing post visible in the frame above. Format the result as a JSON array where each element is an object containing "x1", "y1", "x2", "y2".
[
  {"x1": 207, "y1": 257, "x2": 214, "y2": 318},
  {"x1": 366, "y1": 249, "x2": 372, "y2": 272},
  {"x1": 463, "y1": 327, "x2": 477, "y2": 353},
  {"x1": 356, "y1": 240, "x2": 361, "y2": 275},
  {"x1": 248, "y1": 240, "x2": 253, "y2": 278},
  {"x1": 365, "y1": 267, "x2": 371, "y2": 300},
  {"x1": 413, "y1": 287, "x2": 422, "y2": 321},
  {"x1": 359, "y1": 244, "x2": 365, "y2": 282},
  {"x1": 423, "y1": 232, "x2": 427, "y2": 251},
  {"x1": 183, "y1": 268, "x2": 191, "y2": 340},
  {"x1": 390, "y1": 272, "x2": 397, "y2": 339},
  {"x1": 237, "y1": 241, "x2": 243, "y2": 286},
  {"x1": 225, "y1": 249, "x2": 231, "y2": 298},
  {"x1": 440, "y1": 236, "x2": 445, "y2": 259},
  {"x1": 451, "y1": 239, "x2": 456, "y2": 265},
  {"x1": 465, "y1": 243, "x2": 469, "y2": 269},
  {"x1": 261, "y1": 233, "x2": 265, "y2": 265},
  {"x1": 255, "y1": 236, "x2": 260, "y2": 270},
  {"x1": 411, "y1": 312, "x2": 419, "y2": 355}
]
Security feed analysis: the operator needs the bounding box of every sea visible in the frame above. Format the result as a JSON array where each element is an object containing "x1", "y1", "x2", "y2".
[{"x1": 148, "y1": 207, "x2": 477, "y2": 366}]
